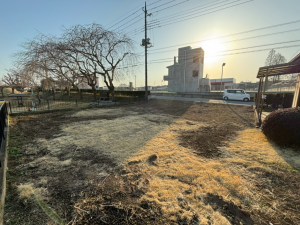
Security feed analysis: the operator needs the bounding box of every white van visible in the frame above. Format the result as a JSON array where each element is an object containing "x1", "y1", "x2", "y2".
[{"x1": 223, "y1": 89, "x2": 250, "y2": 102}]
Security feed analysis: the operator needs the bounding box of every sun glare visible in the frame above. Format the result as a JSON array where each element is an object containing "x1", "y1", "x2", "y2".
[{"x1": 201, "y1": 39, "x2": 225, "y2": 62}]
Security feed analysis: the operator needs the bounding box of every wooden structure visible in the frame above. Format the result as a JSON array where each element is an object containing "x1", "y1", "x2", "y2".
[
  {"x1": 255, "y1": 53, "x2": 300, "y2": 126},
  {"x1": 292, "y1": 74, "x2": 300, "y2": 107}
]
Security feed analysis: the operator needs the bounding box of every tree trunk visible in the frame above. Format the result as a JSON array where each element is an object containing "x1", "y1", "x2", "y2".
[
  {"x1": 36, "y1": 90, "x2": 41, "y2": 104},
  {"x1": 12, "y1": 87, "x2": 15, "y2": 94},
  {"x1": 110, "y1": 87, "x2": 115, "y2": 102},
  {"x1": 73, "y1": 85, "x2": 82, "y2": 99},
  {"x1": 1, "y1": 88, "x2": 4, "y2": 97},
  {"x1": 52, "y1": 88, "x2": 55, "y2": 100},
  {"x1": 68, "y1": 85, "x2": 70, "y2": 100},
  {"x1": 91, "y1": 85, "x2": 97, "y2": 101}
]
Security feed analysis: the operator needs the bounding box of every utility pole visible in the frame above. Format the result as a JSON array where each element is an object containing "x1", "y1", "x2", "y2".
[
  {"x1": 142, "y1": 2, "x2": 152, "y2": 100},
  {"x1": 220, "y1": 63, "x2": 226, "y2": 92},
  {"x1": 184, "y1": 51, "x2": 187, "y2": 92}
]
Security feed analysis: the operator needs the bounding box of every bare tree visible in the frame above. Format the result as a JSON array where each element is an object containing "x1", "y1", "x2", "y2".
[
  {"x1": 2, "y1": 70, "x2": 22, "y2": 94},
  {"x1": 60, "y1": 23, "x2": 138, "y2": 101},
  {"x1": 20, "y1": 36, "x2": 85, "y2": 99},
  {"x1": 265, "y1": 49, "x2": 287, "y2": 83},
  {"x1": 13, "y1": 24, "x2": 138, "y2": 101}
]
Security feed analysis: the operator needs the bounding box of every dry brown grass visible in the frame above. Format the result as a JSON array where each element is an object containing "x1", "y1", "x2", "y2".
[
  {"x1": 125, "y1": 117, "x2": 299, "y2": 224},
  {"x1": 126, "y1": 118, "x2": 248, "y2": 223},
  {"x1": 5, "y1": 100, "x2": 299, "y2": 224}
]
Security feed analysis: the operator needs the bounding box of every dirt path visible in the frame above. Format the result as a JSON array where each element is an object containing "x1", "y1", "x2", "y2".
[{"x1": 4, "y1": 99, "x2": 300, "y2": 225}]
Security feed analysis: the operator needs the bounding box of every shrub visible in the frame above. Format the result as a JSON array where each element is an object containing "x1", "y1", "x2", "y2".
[
  {"x1": 69, "y1": 89, "x2": 150, "y2": 97},
  {"x1": 261, "y1": 107, "x2": 300, "y2": 146}
]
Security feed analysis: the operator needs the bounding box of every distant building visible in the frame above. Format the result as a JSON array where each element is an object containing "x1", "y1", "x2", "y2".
[
  {"x1": 77, "y1": 76, "x2": 100, "y2": 89},
  {"x1": 210, "y1": 78, "x2": 236, "y2": 91},
  {"x1": 237, "y1": 82, "x2": 258, "y2": 90},
  {"x1": 137, "y1": 86, "x2": 152, "y2": 91},
  {"x1": 163, "y1": 46, "x2": 208, "y2": 92}
]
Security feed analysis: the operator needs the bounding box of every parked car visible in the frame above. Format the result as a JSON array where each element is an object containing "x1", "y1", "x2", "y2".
[{"x1": 223, "y1": 89, "x2": 250, "y2": 102}]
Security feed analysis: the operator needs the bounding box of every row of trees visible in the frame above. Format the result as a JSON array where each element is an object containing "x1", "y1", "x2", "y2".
[{"x1": 2, "y1": 23, "x2": 138, "y2": 100}]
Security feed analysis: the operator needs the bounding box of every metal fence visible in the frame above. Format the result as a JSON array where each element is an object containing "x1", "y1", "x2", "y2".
[
  {"x1": 7, "y1": 99, "x2": 90, "y2": 114},
  {"x1": 7, "y1": 97, "x2": 145, "y2": 114},
  {"x1": 0, "y1": 102, "x2": 8, "y2": 167}
]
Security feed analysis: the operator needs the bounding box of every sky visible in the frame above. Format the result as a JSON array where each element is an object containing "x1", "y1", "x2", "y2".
[{"x1": 1, "y1": 0, "x2": 300, "y2": 87}]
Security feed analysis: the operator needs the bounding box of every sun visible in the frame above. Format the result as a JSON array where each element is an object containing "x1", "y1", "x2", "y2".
[{"x1": 200, "y1": 39, "x2": 225, "y2": 62}]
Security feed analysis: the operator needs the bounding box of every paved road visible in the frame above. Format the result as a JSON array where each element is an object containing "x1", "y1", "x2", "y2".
[{"x1": 149, "y1": 95, "x2": 254, "y2": 106}]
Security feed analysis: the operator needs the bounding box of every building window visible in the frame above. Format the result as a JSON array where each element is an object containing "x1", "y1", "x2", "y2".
[
  {"x1": 193, "y1": 70, "x2": 199, "y2": 77},
  {"x1": 193, "y1": 56, "x2": 199, "y2": 63}
]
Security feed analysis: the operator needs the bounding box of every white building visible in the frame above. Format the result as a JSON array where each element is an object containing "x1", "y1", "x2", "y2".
[
  {"x1": 163, "y1": 46, "x2": 208, "y2": 92},
  {"x1": 77, "y1": 76, "x2": 100, "y2": 89},
  {"x1": 210, "y1": 78, "x2": 236, "y2": 91}
]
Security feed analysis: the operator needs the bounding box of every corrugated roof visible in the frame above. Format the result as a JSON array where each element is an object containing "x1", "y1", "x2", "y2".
[{"x1": 256, "y1": 61, "x2": 300, "y2": 78}]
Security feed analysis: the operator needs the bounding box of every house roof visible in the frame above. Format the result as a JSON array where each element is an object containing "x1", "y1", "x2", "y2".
[{"x1": 289, "y1": 52, "x2": 300, "y2": 63}]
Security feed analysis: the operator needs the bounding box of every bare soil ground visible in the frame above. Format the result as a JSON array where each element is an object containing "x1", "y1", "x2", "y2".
[{"x1": 4, "y1": 99, "x2": 300, "y2": 225}]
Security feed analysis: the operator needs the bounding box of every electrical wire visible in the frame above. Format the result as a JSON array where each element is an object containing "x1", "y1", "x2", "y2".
[
  {"x1": 146, "y1": 0, "x2": 253, "y2": 30},
  {"x1": 105, "y1": 0, "x2": 163, "y2": 29},
  {"x1": 148, "y1": 0, "x2": 164, "y2": 7},
  {"x1": 149, "y1": 0, "x2": 189, "y2": 13},
  {"x1": 116, "y1": 44, "x2": 300, "y2": 69},
  {"x1": 148, "y1": 19, "x2": 300, "y2": 52},
  {"x1": 146, "y1": 28, "x2": 300, "y2": 54},
  {"x1": 148, "y1": 0, "x2": 233, "y2": 22},
  {"x1": 126, "y1": 0, "x2": 253, "y2": 36},
  {"x1": 148, "y1": 0, "x2": 176, "y2": 11},
  {"x1": 289, "y1": 47, "x2": 300, "y2": 61},
  {"x1": 105, "y1": 3, "x2": 144, "y2": 29},
  {"x1": 147, "y1": 40, "x2": 300, "y2": 62},
  {"x1": 113, "y1": 12, "x2": 144, "y2": 31},
  {"x1": 126, "y1": 0, "x2": 226, "y2": 35}
]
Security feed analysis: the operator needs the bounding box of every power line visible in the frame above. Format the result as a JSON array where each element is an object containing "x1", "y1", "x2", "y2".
[
  {"x1": 126, "y1": 0, "x2": 227, "y2": 35},
  {"x1": 289, "y1": 47, "x2": 300, "y2": 61},
  {"x1": 149, "y1": 0, "x2": 189, "y2": 13},
  {"x1": 147, "y1": 0, "x2": 253, "y2": 30},
  {"x1": 116, "y1": 44, "x2": 300, "y2": 69},
  {"x1": 148, "y1": 40, "x2": 300, "y2": 62},
  {"x1": 105, "y1": 0, "x2": 162, "y2": 29},
  {"x1": 148, "y1": 19, "x2": 300, "y2": 52},
  {"x1": 105, "y1": 3, "x2": 144, "y2": 29},
  {"x1": 121, "y1": 0, "x2": 190, "y2": 36},
  {"x1": 148, "y1": 0, "x2": 176, "y2": 10},
  {"x1": 113, "y1": 12, "x2": 144, "y2": 31},
  {"x1": 146, "y1": 28, "x2": 300, "y2": 54},
  {"x1": 148, "y1": 0, "x2": 164, "y2": 7},
  {"x1": 127, "y1": 0, "x2": 253, "y2": 36},
  {"x1": 212, "y1": 44, "x2": 300, "y2": 58},
  {"x1": 148, "y1": 0, "x2": 238, "y2": 23}
]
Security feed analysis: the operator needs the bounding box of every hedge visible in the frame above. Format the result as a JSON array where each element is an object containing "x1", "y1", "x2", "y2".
[
  {"x1": 254, "y1": 93, "x2": 294, "y2": 108},
  {"x1": 70, "y1": 89, "x2": 150, "y2": 98}
]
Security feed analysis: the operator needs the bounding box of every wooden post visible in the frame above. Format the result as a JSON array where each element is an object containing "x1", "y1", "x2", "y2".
[
  {"x1": 8, "y1": 102, "x2": 12, "y2": 114},
  {"x1": 292, "y1": 74, "x2": 300, "y2": 107},
  {"x1": 256, "y1": 78, "x2": 263, "y2": 108},
  {"x1": 259, "y1": 69, "x2": 269, "y2": 124},
  {"x1": 256, "y1": 78, "x2": 263, "y2": 116}
]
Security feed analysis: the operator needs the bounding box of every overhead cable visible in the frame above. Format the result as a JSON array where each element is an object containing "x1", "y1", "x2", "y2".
[{"x1": 149, "y1": 19, "x2": 300, "y2": 52}]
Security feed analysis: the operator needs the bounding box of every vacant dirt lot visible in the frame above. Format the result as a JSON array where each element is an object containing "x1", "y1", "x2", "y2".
[{"x1": 4, "y1": 99, "x2": 300, "y2": 225}]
